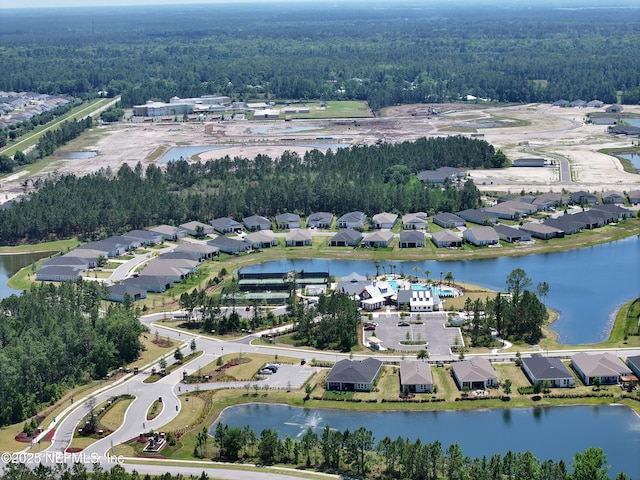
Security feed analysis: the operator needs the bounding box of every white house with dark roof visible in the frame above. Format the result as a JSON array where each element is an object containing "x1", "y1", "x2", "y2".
[
  {"x1": 463, "y1": 226, "x2": 499, "y2": 246},
  {"x1": 180, "y1": 221, "x2": 214, "y2": 236},
  {"x1": 400, "y1": 361, "x2": 433, "y2": 393},
  {"x1": 108, "y1": 284, "x2": 147, "y2": 303},
  {"x1": 123, "y1": 229, "x2": 163, "y2": 245},
  {"x1": 494, "y1": 224, "x2": 531, "y2": 243},
  {"x1": 432, "y1": 213, "x2": 465, "y2": 228},
  {"x1": 457, "y1": 209, "x2": 498, "y2": 225},
  {"x1": 372, "y1": 212, "x2": 398, "y2": 229},
  {"x1": 207, "y1": 236, "x2": 250, "y2": 254},
  {"x1": 285, "y1": 229, "x2": 312, "y2": 247},
  {"x1": 337, "y1": 211, "x2": 367, "y2": 229},
  {"x1": 211, "y1": 217, "x2": 243, "y2": 234},
  {"x1": 326, "y1": 358, "x2": 382, "y2": 392},
  {"x1": 483, "y1": 200, "x2": 537, "y2": 220},
  {"x1": 519, "y1": 222, "x2": 564, "y2": 240},
  {"x1": 452, "y1": 358, "x2": 498, "y2": 390},
  {"x1": 399, "y1": 230, "x2": 425, "y2": 248},
  {"x1": 431, "y1": 229, "x2": 462, "y2": 248},
  {"x1": 402, "y1": 212, "x2": 429, "y2": 230},
  {"x1": 150, "y1": 224, "x2": 187, "y2": 241},
  {"x1": 591, "y1": 204, "x2": 634, "y2": 220},
  {"x1": 244, "y1": 230, "x2": 277, "y2": 249},
  {"x1": 242, "y1": 215, "x2": 272, "y2": 231},
  {"x1": 569, "y1": 191, "x2": 597, "y2": 205},
  {"x1": 173, "y1": 242, "x2": 219, "y2": 260},
  {"x1": 521, "y1": 354, "x2": 574, "y2": 387},
  {"x1": 417, "y1": 166, "x2": 466, "y2": 184},
  {"x1": 122, "y1": 275, "x2": 174, "y2": 293},
  {"x1": 628, "y1": 190, "x2": 640, "y2": 205},
  {"x1": 362, "y1": 230, "x2": 394, "y2": 248},
  {"x1": 601, "y1": 191, "x2": 626, "y2": 204},
  {"x1": 571, "y1": 352, "x2": 632, "y2": 386},
  {"x1": 307, "y1": 212, "x2": 333, "y2": 228},
  {"x1": 275, "y1": 213, "x2": 301, "y2": 229},
  {"x1": 36, "y1": 266, "x2": 84, "y2": 282},
  {"x1": 330, "y1": 229, "x2": 362, "y2": 247},
  {"x1": 141, "y1": 258, "x2": 198, "y2": 282}
]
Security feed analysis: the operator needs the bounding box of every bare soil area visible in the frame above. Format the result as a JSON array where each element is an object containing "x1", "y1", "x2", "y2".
[{"x1": 3, "y1": 103, "x2": 639, "y2": 202}]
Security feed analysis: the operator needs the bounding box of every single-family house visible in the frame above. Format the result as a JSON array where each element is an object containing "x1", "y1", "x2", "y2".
[
  {"x1": 626, "y1": 356, "x2": 640, "y2": 379},
  {"x1": 207, "y1": 236, "x2": 250, "y2": 254},
  {"x1": 160, "y1": 251, "x2": 202, "y2": 262},
  {"x1": 399, "y1": 230, "x2": 425, "y2": 248},
  {"x1": 628, "y1": 190, "x2": 640, "y2": 205},
  {"x1": 591, "y1": 204, "x2": 634, "y2": 220},
  {"x1": 337, "y1": 211, "x2": 367, "y2": 229},
  {"x1": 326, "y1": 358, "x2": 383, "y2": 392},
  {"x1": 372, "y1": 212, "x2": 398, "y2": 229},
  {"x1": 569, "y1": 191, "x2": 597, "y2": 205},
  {"x1": 457, "y1": 209, "x2": 498, "y2": 225},
  {"x1": 521, "y1": 354, "x2": 575, "y2": 387},
  {"x1": 244, "y1": 230, "x2": 277, "y2": 249},
  {"x1": 400, "y1": 361, "x2": 433, "y2": 393},
  {"x1": 172, "y1": 242, "x2": 219, "y2": 260},
  {"x1": 41, "y1": 254, "x2": 91, "y2": 271},
  {"x1": 417, "y1": 166, "x2": 466, "y2": 184},
  {"x1": 463, "y1": 226, "x2": 499, "y2": 246},
  {"x1": 62, "y1": 249, "x2": 104, "y2": 269},
  {"x1": 361, "y1": 230, "x2": 394, "y2": 248},
  {"x1": 452, "y1": 358, "x2": 498, "y2": 390},
  {"x1": 402, "y1": 212, "x2": 429, "y2": 230},
  {"x1": 141, "y1": 258, "x2": 198, "y2": 282},
  {"x1": 211, "y1": 217, "x2": 243, "y2": 234},
  {"x1": 123, "y1": 229, "x2": 163, "y2": 246},
  {"x1": 307, "y1": 212, "x2": 334, "y2": 229},
  {"x1": 431, "y1": 229, "x2": 462, "y2": 248},
  {"x1": 396, "y1": 288, "x2": 442, "y2": 312},
  {"x1": 78, "y1": 237, "x2": 130, "y2": 257},
  {"x1": 122, "y1": 275, "x2": 174, "y2": 293},
  {"x1": 532, "y1": 192, "x2": 569, "y2": 210},
  {"x1": 275, "y1": 213, "x2": 301, "y2": 230},
  {"x1": 493, "y1": 224, "x2": 531, "y2": 243},
  {"x1": 570, "y1": 99, "x2": 587, "y2": 108},
  {"x1": 330, "y1": 229, "x2": 362, "y2": 247},
  {"x1": 601, "y1": 191, "x2": 626, "y2": 204},
  {"x1": 285, "y1": 229, "x2": 312, "y2": 247},
  {"x1": 149, "y1": 224, "x2": 187, "y2": 241},
  {"x1": 179, "y1": 221, "x2": 214, "y2": 236},
  {"x1": 483, "y1": 200, "x2": 537, "y2": 219},
  {"x1": 242, "y1": 215, "x2": 272, "y2": 232},
  {"x1": 519, "y1": 222, "x2": 564, "y2": 240},
  {"x1": 571, "y1": 352, "x2": 632, "y2": 386},
  {"x1": 605, "y1": 104, "x2": 623, "y2": 113},
  {"x1": 107, "y1": 284, "x2": 147, "y2": 303},
  {"x1": 569, "y1": 211, "x2": 607, "y2": 229},
  {"x1": 587, "y1": 100, "x2": 603, "y2": 108},
  {"x1": 36, "y1": 266, "x2": 84, "y2": 282},
  {"x1": 543, "y1": 216, "x2": 584, "y2": 235},
  {"x1": 432, "y1": 213, "x2": 465, "y2": 228}
]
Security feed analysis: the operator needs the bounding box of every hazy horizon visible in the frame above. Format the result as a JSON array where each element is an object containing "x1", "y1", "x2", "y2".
[{"x1": 3, "y1": 0, "x2": 639, "y2": 10}]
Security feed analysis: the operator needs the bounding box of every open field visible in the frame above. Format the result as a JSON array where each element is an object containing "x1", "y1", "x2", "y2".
[{"x1": 2, "y1": 102, "x2": 639, "y2": 203}]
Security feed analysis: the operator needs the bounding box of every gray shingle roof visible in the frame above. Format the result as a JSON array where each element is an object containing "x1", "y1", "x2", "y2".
[{"x1": 326, "y1": 358, "x2": 382, "y2": 384}]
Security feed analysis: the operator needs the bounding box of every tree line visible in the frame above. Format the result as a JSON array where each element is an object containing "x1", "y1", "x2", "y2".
[
  {"x1": 463, "y1": 269, "x2": 549, "y2": 347},
  {"x1": 0, "y1": 4, "x2": 638, "y2": 111},
  {"x1": 0, "y1": 280, "x2": 147, "y2": 427},
  {"x1": 207, "y1": 422, "x2": 623, "y2": 480},
  {"x1": 0, "y1": 136, "x2": 491, "y2": 245}
]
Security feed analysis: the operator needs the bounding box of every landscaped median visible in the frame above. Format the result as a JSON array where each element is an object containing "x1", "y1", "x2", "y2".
[{"x1": 144, "y1": 351, "x2": 204, "y2": 384}]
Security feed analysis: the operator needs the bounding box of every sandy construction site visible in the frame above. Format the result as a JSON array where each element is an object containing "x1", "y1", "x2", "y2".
[{"x1": 2, "y1": 102, "x2": 639, "y2": 202}]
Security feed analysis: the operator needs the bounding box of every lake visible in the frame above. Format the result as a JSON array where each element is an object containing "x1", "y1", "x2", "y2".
[
  {"x1": 241, "y1": 236, "x2": 640, "y2": 345},
  {"x1": 212, "y1": 403, "x2": 640, "y2": 478}
]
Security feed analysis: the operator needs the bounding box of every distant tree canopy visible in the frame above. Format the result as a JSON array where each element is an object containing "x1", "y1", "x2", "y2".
[
  {"x1": 0, "y1": 136, "x2": 493, "y2": 245},
  {"x1": 0, "y1": 280, "x2": 146, "y2": 427},
  {"x1": 0, "y1": 4, "x2": 637, "y2": 110}
]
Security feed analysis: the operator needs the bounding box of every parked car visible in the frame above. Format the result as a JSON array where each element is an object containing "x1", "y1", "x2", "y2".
[
  {"x1": 397, "y1": 321, "x2": 410, "y2": 327},
  {"x1": 364, "y1": 324, "x2": 376, "y2": 331},
  {"x1": 259, "y1": 369, "x2": 273, "y2": 375}
]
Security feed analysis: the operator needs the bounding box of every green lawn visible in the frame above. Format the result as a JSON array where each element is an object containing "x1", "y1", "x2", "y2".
[{"x1": 271, "y1": 100, "x2": 373, "y2": 119}]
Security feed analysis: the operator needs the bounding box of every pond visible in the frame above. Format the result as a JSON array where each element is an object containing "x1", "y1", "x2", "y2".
[
  {"x1": 621, "y1": 118, "x2": 640, "y2": 128},
  {"x1": 212, "y1": 403, "x2": 640, "y2": 478},
  {"x1": 0, "y1": 251, "x2": 53, "y2": 298},
  {"x1": 618, "y1": 152, "x2": 640, "y2": 172},
  {"x1": 241, "y1": 236, "x2": 640, "y2": 345}
]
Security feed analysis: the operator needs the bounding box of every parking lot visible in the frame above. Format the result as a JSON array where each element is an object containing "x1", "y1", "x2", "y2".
[{"x1": 364, "y1": 312, "x2": 462, "y2": 355}]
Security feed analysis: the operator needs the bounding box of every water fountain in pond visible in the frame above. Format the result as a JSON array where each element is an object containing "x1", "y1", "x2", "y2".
[{"x1": 284, "y1": 410, "x2": 325, "y2": 437}]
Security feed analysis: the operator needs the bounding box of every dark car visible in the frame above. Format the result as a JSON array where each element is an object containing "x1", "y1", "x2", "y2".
[
  {"x1": 397, "y1": 321, "x2": 410, "y2": 327},
  {"x1": 364, "y1": 324, "x2": 376, "y2": 331}
]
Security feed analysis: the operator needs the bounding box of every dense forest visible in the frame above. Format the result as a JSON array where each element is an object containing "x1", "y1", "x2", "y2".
[
  {"x1": 1, "y1": 3, "x2": 639, "y2": 111},
  {"x1": 0, "y1": 280, "x2": 146, "y2": 427},
  {"x1": 0, "y1": 136, "x2": 491, "y2": 245}
]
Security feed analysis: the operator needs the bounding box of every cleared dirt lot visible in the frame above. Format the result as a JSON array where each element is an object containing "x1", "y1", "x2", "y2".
[{"x1": 3, "y1": 102, "x2": 639, "y2": 201}]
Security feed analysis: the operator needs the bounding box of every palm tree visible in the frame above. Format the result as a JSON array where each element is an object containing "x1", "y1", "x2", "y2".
[
  {"x1": 416, "y1": 349, "x2": 429, "y2": 361},
  {"x1": 445, "y1": 271, "x2": 455, "y2": 286},
  {"x1": 412, "y1": 266, "x2": 419, "y2": 283},
  {"x1": 424, "y1": 270, "x2": 431, "y2": 284}
]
